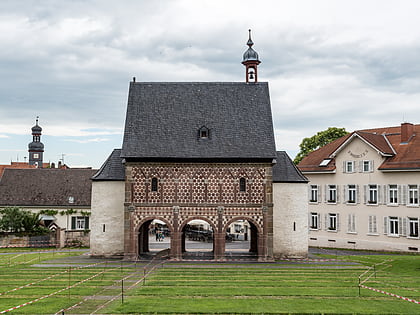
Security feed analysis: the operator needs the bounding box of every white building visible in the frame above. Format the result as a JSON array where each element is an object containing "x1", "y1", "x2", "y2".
[{"x1": 298, "y1": 123, "x2": 420, "y2": 252}]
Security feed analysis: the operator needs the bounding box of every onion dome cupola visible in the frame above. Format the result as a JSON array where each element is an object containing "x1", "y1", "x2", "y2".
[
  {"x1": 242, "y1": 29, "x2": 261, "y2": 83},
  {"x1": 28, "y1": 116, "x2": 44, "y2": 168}
]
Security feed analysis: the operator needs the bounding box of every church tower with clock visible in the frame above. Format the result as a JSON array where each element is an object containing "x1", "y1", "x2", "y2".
[{"x1": 28, "y1": 117, "x2": 44, "y2": 168}]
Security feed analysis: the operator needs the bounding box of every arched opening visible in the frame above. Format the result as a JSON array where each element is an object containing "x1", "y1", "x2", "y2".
[
  {"x1": 137, "y1": 218, "x2": 171, "y2": 258},
  {"x1": 181, "y1": 219, "x2": 214, "y2": 259},
  {"x1": 224, "y1": 218, "x2": 260, "y2": 259}
]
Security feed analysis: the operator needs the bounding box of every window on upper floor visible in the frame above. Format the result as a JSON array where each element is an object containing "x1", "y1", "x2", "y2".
[
  {"x1": 309, "y1": 185, "x2": 319, "y2": 203},
  {"x1": 239, "y1": 177, "x2": 246, "y2": 192},
  {"x1": 151, "y1": 177, "x2": 158, "y2": 192},
  {"x1": 387, "y1": 184, "x2": 398, "y2": 205},
  {"x1": 346, "y1": 184, "x2": 357, "y2": 204},
  {"x1": 408, "y1": 185, "x2": 419, "y2": 206},
  {"x1": 408, "y1": 217, "x2": 419, "y2": 238},
  {"x1": 366, "y1": 184, "x2": 378, "y2": 205},
  {"x1": 361, "y1": 160, "x2": 374, "y2": 173},
  {"x1": 327, "y1": 185, "x2": 337, "y2": 203},
  {"x1": 344, "y1": 161, "x2": 355, "y2": 173}
]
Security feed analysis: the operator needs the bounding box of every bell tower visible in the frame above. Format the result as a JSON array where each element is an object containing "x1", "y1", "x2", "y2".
[
  {"x1": 28, "y1": 117, "x2": 44, "y2": 168},
  {"x1": 242, "y1": 29, "x2": 261, "y2": 83}
]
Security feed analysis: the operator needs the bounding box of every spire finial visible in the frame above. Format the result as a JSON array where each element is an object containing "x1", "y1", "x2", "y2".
[
  {"x1": 247, "y1": 29, "x2": 254, "y2": 47},
  {"x1": 36, "y1": 116, "x2": 39, "y2": 125}
]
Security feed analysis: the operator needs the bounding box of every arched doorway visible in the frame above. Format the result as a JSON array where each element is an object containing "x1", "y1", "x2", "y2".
[
  {"x1": 224, "y1": 218, "x2": 261, "y2": 259},
  {"x1": 180, "y1": 218, "x2": 215, "y2": 259},
  {"x1": 137, "y1": 218, "x2": 172, "y2": 258}
]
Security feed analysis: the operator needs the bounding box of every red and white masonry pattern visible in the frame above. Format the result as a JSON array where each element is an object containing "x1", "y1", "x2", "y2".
[{"x1": 360, "y1": 284, "x2": 420, "y2": 304}]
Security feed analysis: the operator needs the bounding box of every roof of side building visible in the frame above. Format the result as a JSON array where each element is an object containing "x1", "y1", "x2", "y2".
[
  {"x1": 92, "y1": 149, "x2": 125, "y2": 181},
  {"x1": 273, "y1": 151, "x2": 308, "y2": 183},
  {"x1": 0, "y1": 168, "x2": 96, "y2": 207}
]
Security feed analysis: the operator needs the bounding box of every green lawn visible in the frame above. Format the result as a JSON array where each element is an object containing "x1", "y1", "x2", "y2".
[{"x1": 0, "y1": 249, "x2": 419, "y2": 314}]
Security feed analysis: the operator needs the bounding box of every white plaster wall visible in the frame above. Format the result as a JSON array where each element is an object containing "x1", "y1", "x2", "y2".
[
  {"x1": 90, "y1": 181, "x2": 125, "y2": 257},
  {"x1": 273, "y1": 182, "x2": 308, "y2": 258}
]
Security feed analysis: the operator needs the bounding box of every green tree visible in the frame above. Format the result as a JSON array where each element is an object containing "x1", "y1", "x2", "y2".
[
  {"x1": 294, "y1": 127, "x2": 349, "y2": 165},
  {"x1": 0, "y1": 207, "x2": 43, "y2": 234}
]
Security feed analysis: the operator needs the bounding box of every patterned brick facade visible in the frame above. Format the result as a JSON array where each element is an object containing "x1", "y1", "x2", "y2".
[{"x1": 124, "y1": 163, "x2": 273, "y2": 260}]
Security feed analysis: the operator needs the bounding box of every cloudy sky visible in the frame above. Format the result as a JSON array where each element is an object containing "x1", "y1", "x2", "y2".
[{"x1": 1, "y1": 0, "x2": 420, "y2": 168}]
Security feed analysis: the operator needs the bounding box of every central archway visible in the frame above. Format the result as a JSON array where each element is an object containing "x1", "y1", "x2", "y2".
[{"x1": 180, "y1": 217, "x2": 216, "y2": 259}]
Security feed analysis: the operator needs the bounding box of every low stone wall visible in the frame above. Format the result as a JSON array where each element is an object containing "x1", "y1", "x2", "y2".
[
  {"x1": 64, "y1": 230, "x2": 90, "y2": 247},
  {"x1": 0, "y1": 234, "x2": 56, "y2": 248}
]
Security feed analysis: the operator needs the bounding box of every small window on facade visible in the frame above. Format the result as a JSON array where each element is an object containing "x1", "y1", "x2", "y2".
[
  {"x1": 71, "y1": 216, "x2": 89, "y2": 230},
  {"x1": 239, "y1": 177, "x2": 246, "y2": 192},
  {"x1": 151, "y1": 177, "x2": 158, "y2": 192}
]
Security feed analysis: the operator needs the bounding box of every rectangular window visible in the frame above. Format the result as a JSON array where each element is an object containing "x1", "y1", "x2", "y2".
[
  {"x1": 327, "y1": 185, "x2": 337, "y2": 203},
  {"x1": 362, "y1": 160, "x2": 373, "y2": 172},
  {"x1": 347, "y1": 184, "x2": 356, "y2": 204},
  {"x1": 388, "y1": 184, "x2": 398, "y2": 205},
  {"x1": 368, "y1": 215, "x2": 378, "y2": 234},
  {"x1": 71, "y1": 216, "x2": 90, "y2": 230},
  {"x1": 328, "y1": 213, "x2": 337, "y2": 231},
  {"x1": 408, "y1": 218, "x2": 419, "y2": 238},
  {"x1": 347, "y1": 214, "x2": 356, "y2": 233},
  {"x1": 310, "y1": 185, "x2": 318, "y2": 203},
  {"x1": 310, "y1": 212, "x2": 319, "y2": 229},
  {"x1": 344, "y1": 161, "x2": 354, "y2": 173},
  {"x1": 408, "y1": 185, "x2": 419, "y2": 206},
  {"x1": 388, "y1": 216, "x2": 399, "y2": 236},
  {"x1": 368, "y1": 184, "x2": 378, "y2": 205}
]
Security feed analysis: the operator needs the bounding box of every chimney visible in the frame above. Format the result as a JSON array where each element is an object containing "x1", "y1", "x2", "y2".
[{"x1": 401, "y1": 122, "x2": 414, "y2": 143}]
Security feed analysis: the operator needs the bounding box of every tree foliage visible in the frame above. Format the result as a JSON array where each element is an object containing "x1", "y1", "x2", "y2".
[
  {"x1": 294, "y1": 127, "x2": 349, "y2": 165},
  {"x1": 0, "y1": 207, "x2": 47, "y2": 234}
]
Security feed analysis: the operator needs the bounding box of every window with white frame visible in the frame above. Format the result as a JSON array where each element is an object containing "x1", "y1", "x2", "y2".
[
  {"x1": 71, "y1": 216, "x2": 90, "y2": 230},
  {"x1": 368, "y1": 215, "x2": 378, "y2": 234},
  {"x1": 327, "y1": 185, "x2": 337, "y2": 203},
  {"x1": 362, "y1": 160, "x2": 373, "y2": 172},
  {"x1": 388, "y1": 184, "x2": 398, "y2": 205},
  {"x1": 408, "y1": 217, "x2": 419, "y2": 238},
  {"x1": 367, "y1": 184, "x2": 378, "y2": 204},
  {"x1": 388, "y1": 216, "x2": 399, "y2": 236},
  {"x1": 347, "y1": 184, "x2": 357, "y2": 204},
  {"x1": 408, "y1": 185, "x2": 419, "y2": 206},
  {"x1": 347, "y1": 214, "x2": 356, "y2": 233},
  {"x1": 327, "y1": 213, "x2": 338, "y2": 231},
  {"x1": 309, "y1": 185, "x2": 319, "y2": 203},
  {"x1": 310, "y1": 212, "x2": 320, "y2": 229},
  {"x1": 344, "y1": 161, "x2": 355, "y2": 173}
]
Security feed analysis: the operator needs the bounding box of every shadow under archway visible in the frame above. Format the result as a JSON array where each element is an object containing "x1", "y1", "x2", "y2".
[
  {"x1": 138, "y1": 219, "x2": 171, "y2": 259},
  {"x1": 224, "y1": 219, "x2": 259, "y2": 259},
  {"x1": 181, "y1": 219, "x2": 214, "y2": 260}
]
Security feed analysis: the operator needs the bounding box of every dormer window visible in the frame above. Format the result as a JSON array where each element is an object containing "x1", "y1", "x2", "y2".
[
  {"x1": 319, "y1": 158, "x2": 332, "y2": 167},
  {"x1": 198, "y1": 126, "x2": 210, "y2": 139},
  {"x1": 68, "y1": 196, "x2": 74, "y2": 204}
]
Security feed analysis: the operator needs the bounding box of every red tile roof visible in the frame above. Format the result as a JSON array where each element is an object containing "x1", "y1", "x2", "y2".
[{"x1": 298, "y1": 123, "x2": 420, "y2": 172}]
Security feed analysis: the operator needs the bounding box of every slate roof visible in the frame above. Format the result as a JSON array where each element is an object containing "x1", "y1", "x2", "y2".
[
  {"x1": 92, "y1": 149, "x2": 125, "y2": 181},
  {"x1": 0, "y1": 168, "x2": 97, "y2": 207},
  {"x1": 121, "y1": 82, "x2": 276, "y2": 161},
  {"x1": 273, "y1": 151, "x2": 308, "y2": 183},
  {"x1": 298, "y1": 124, "x2": 420, "y2": 172}
]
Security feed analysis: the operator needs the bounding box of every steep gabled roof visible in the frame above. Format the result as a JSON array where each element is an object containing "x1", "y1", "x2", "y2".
[
  {"x1": 298, "y1": 124, "x2": 420, "y2": 172},
  {"x1": 121, "y1": 82, "x2": 276, "y2": 161},
  {"x1": 273, "y1": 151, "x2": 308, "y2": 183},
  {"x1": 0, "y1": 168, "x2": 96, "y2": 207},
  {"x1": 92, "y1": 149, "x2": 125, "y2": 181}
]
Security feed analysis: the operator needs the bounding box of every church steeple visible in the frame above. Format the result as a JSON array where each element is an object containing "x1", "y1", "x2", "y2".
[
  {"x1": 242, "y1": 29, "x2": 261, "y2": 83},
  {"x1": 28, "y1": 116, "x2": 44, "y2": 168}
]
